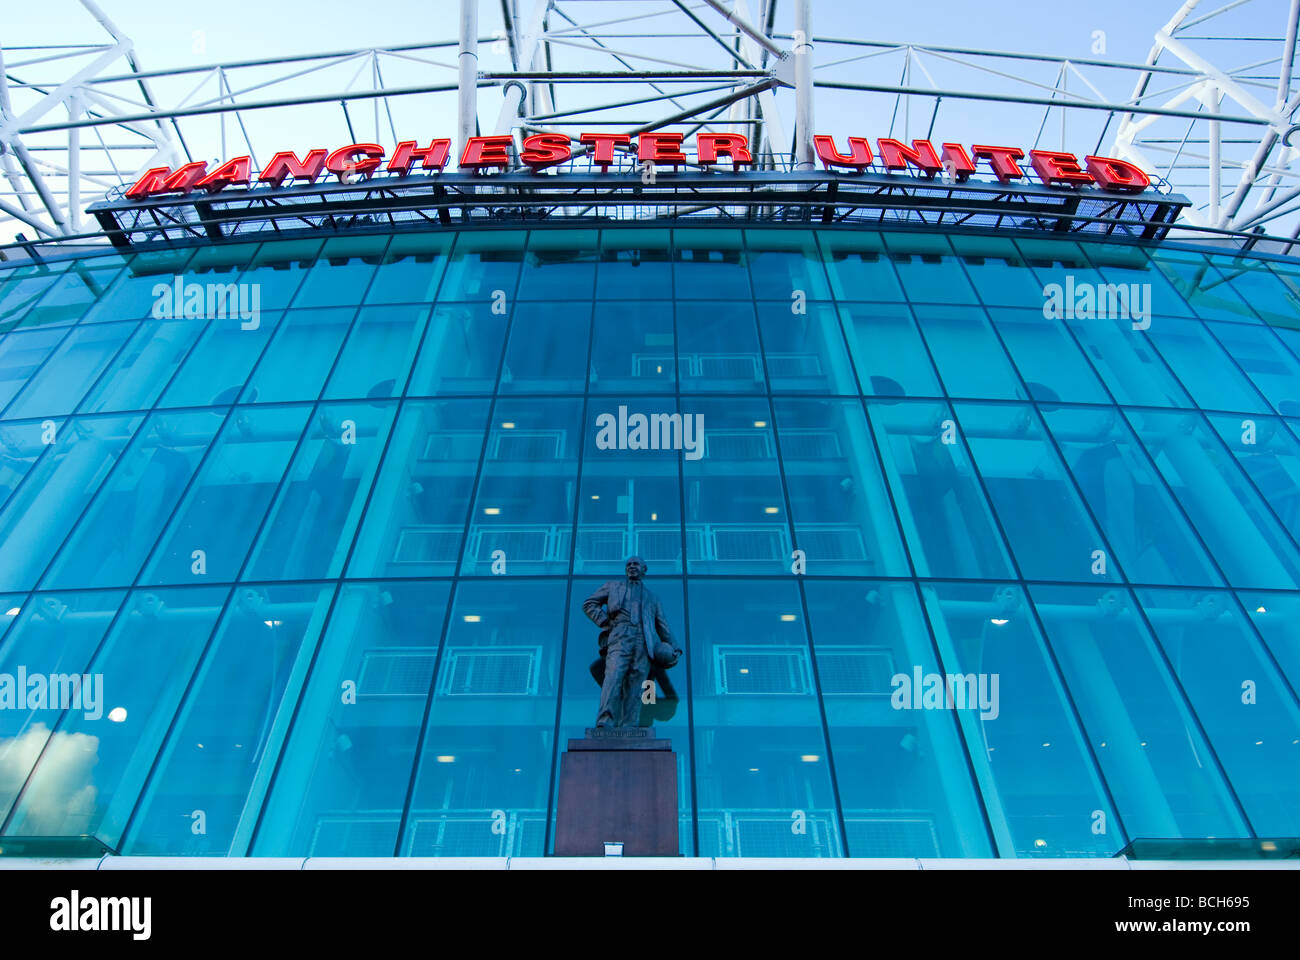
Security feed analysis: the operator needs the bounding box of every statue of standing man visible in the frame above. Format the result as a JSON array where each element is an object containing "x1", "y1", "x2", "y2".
[{"x1": 583, "y1": 556, "x2": 681, "y2": 728}]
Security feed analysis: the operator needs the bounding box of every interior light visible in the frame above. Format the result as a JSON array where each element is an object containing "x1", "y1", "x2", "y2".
[
  {"x1": 1140, "y1": 741, "x2": 1147, "y2": 747},
  {"x1": 1256, "y1": 606, "x2": 1267, "y2": 613},
  {"x1": 197, "y1": 743, "x2": 204, "y2": 749},
  {"x1": 650, "y1": 512, "x2": 658, "y2": 521},
  {"x1": 501, "y1": 422, "x2": 515, "y2": 429},
  {"x1": 1261, "y1": 841, "x2": 1278, "y2": 852},
  {"x1": 108, "y1": 707, "x2": 127, "y2": 723},
  {"x1": 484, "y1": 507, "x2": 501, "y2": 515},
  {"x1": 990, "y1": 618, "x2": 1009, "y2": 626},
  {"x1": 800, "y1": 755, "x2": 820, "y2": 763},
  {"x1": 436, "y1": 756, "x2": 455, "y2": 763},
  {"x1": 463, "y1": 615, "x2": 481, "y2": 623},
  {"x1": 656, "y1": 365, "x2": 663, "y2": 373},
  {"x1": 263, "y1": 619, "x2": 282, "y2": 627},
  {"x1": 1042, "y1": 742, "x2": 1051, "y2": 747},
  {"x1": 1034, "y1": 839, "x2": 1047, "y2": 849},
  {"x1": 748, "y1": 768, "x2": 759, "y2": 773},
  {"x1": 591, "y1": 494, "x2": 600, "y2": 500},
  {"x1": 753, "y1": 421, "x2": 766, "y2": 428},
  {"x1": 1256, "y1": 740, "x2": 1264, "y2": 745},
  {"x1": 780, "y1": 614, "x2": 796, "y2": 622},
  {"x1": 739, "y1": 668, "x2": 749, "y2": 674},
  {"x1": 3, "y1": 608, "x2": 18, "y2": 616},
  {"x1": 764, "y1": 506, "x2": 779, "y2": 514}
]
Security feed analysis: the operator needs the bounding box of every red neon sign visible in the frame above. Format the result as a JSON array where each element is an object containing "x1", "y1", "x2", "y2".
[{"x1": 123, "y1": 133, "x2": 1154, "y2": 199}]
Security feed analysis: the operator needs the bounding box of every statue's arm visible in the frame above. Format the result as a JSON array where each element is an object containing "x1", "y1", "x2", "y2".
[{"x1": 582, "y1": 583, "x2": 612, "y2": 628}]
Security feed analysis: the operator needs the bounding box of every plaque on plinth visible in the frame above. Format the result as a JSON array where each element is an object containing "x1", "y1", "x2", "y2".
[{"x1": 553, "y1": 726, "x2": 679, "y2": 857}]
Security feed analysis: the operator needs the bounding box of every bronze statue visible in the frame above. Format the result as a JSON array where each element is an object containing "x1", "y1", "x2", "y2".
[{"x1": 583, "y1": 556, "x2": 681, "y2": 728}]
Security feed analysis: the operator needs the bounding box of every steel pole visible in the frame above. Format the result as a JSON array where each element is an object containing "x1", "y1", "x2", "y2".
[{"x1": 458, "y1": 0, "x2": 479, "y2": 157}]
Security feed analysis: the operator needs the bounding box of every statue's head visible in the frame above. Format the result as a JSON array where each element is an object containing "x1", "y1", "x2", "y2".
[{"x1": 625, "y1": 556, "x2": 647, "y2": 581}]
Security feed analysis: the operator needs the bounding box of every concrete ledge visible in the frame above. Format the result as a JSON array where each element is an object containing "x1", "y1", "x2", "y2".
[
  {"x1": 302, "y1": 857, "x2": 508, "y2": 870},
  {"x1": 715, "y1": 857, "x2": 920, "y2": 870},
  {"x1": 919, "y1": 858, "x2": 1132, "y2": 870},
  {"x1": 0, "y1": 857, "x2": 107, "y2": 870},
  {"x1": 97, "y1": 857, "x2": 307, "y2": 870},
  {"x1": 508, "y1": 857, "x2": 713, "y2": 869}
]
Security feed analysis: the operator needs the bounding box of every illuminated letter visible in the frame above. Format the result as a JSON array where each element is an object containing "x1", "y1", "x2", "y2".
[
  {"x1": 637, "y1": 132, "x2": 688, "y2": 165},
  {"x1": 1084, "y1": 155, "x2": 1151, "y2": 193},
  {"x1": 579, "y1": 132, "x2": 632, "y2": 170},
  {"x1": 325, "y1": 143, "x2": 386, "y2": 180},
  {"x1": 520, "y1": 133, "x2": 572, "y2": 169},
  {"x1": 460, "y1": 135, "x2": 515, "y2": 170},
  {"x1": 258, "y1": 149, "x2": 328, "y2": 187},
  {"x1": 158, "y1": 162, "x2": 211, "y2": 195},
  {"x1": 941, "y1": 143, "x2": 976, "y2": 180},
  {"x1": 125, "y1": 166, "x2": 173, "y2": 200},
  {"x1": 971, "y1": 144, "x2": 1026, "y2": 183},
  {"x1": 812, "y1": 135, "x2": 872, "y2": 169},
  {"x1": 195, "y1": 155, "x2": 252, "y2": 192},
  {"x1": 696, "y1": 133, "x2": 752, "y2": 167},
  {"x1": 877, "y1": 138, "x2": 942, "y2": 176},
  {"x1": 387, "y1": 139, "x2": 451, "y2": 174},
  {"x1": 1028, "y1": 150, "x2": 1095, "y2": 187}
]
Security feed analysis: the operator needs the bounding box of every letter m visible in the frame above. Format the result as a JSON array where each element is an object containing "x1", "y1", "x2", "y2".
[
  {"x1": 947, "y1": 673, "x2": 977, "y2": 710},
  {"x1": 124, "y1": 162, "x2": 210, "y2": 199}
]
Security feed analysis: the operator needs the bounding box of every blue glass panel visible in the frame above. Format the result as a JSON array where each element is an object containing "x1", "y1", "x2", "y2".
[
  {"x1": 882, "y1": 233, "x2": 978, "y2": 304},
  {"x1": 2, "y1": 585, "x2": 229, "y2": 845},
  {"x1": 1146, "y1": 317, "x2": 1269, "y2": 413},
  {"x1": 987, "y1": 307, "x2": 1109, "y2": 403},
  {"x1": 1204, "y1": 320, "x2": 1300, "y2": 416},
  {"x1": 348, "y1": 399, "x2": 490, "y2": 579},
  {"x1": 682, "y1": 398, "x2": 790, "y2": 575},
  {"x1": 2, "y1": 322, "x2": 133, "y2": 421},
  {"x1": 142, "y1": 405, "x2": 311, "y2": 585},
  {"x1": 677, "y1": 301, "x2": 764, "y2": 394},
  {"x1": 689, "y1": 579, "x2": 842, "y2": 857},
  {"x1": 1235, "y1": 592, "x2": 1300, "y2": 695},
  {"x1": 516, "y1": 229, "x2": 597, "y2": 300},
  {"x1": 772, "y1": 398, "x2": 910, "y2": 577},
  {"x1": 21, "y1": 258, "x2": 126, "y2": 328},
  {"x1": 575, "y1": 396, "x2": 683, "y2": 576},
  {"x1": 595, "y1": 229, "x2": 671, "y2": 300},
  {"x1": 817, "y1": 232, "x2": 905, "y2": 301},
  {"x1": 323, "y1": 304, "x2": 430, "y2": 401},
  {"x1": 251, "y1": 581, "x2": 451, "y2": 856},
  {"x1": 205, "y1": 239, "x2": 319, "y2": 311},
  {"x1": 41, "y1": 409, "x2": 225, "y2": 589},
  {"x1": 757, "y1": 302, "x2": 858, "y2": 394},
  {"x1": 289, "y1": 236, "x2": 387, "y2": 308},
  {"x1": 865, "y1": 399, "x2": 1015, "y2": 579},
  {"x1": 588, "y1": 300, "x2": 675, "y2": 393},
  {"x1": 1148, "y1": 249, "x2": 1261, "y2": 323},
  {"x1": 0, "y1": 265, "x2": 69, "y2": 332},
  {"x1": 0, "y1": 414, "x2": 142, "y2": 592},
  {"x1": 745, "y1": 229, "x2": 832, "y2": 301},
  {"x1": 0, "y1": 590, "x2": 126, "y2": 826},
  {"x1": 673, "y1": 228, "x2": 751, "y2": 300},
  {"x1": 79, "y1": 249, "x2": 198, "y2": 324},
  {"x1": 1137, "y1": 586, "x2": 1300, "y2": 836},
  {"x1": 437, "y1": 231, "x2": 524, "y2": 301},
  {"x1": 1041, "y1": 406, "x2": 1223, "y2": 587},
  {"x1": 804, "y1": 579, "x2": 992, "y2": 857},
  {"x1": 949, "y1": 234, "x2": 1047, "y2": 306},
  {"x1": 553, "y1": 577, "x2": 692, "y2": 854},
  {"x1": 499, "y1": 301, "x2": 591, "y2": 393},
  {"x1": 460, "y1": 398, "x2": 582, "y2": 575},
  {"x1": 920, "y1": 581, "x2": 1122, "y2": 857},
  {"x1": 1080, "y1": 241, "x2": 1196, "y2": 318},
  {"x1": 1125, "y1": 408, "x2": 1300, "y2": 589},
  {"x1": 245, "y1": 402, "x2": 396, "y2": 581},
  {"x1": 838, "y1": 303, "x2": 941, "y2": 398},
  {"x1": 407, "y1": 303, "x2": 508, "y2": 395},
  {"x1": 912, "y1": 304, "x2": 1027, "y2": 400},
  {"x1": 76, "y1": 319, "x2": 206, "y2": 414},
  {"x1": 363, "y1": 233, "x2": 452, "y2": 305},
  {"x1": 955, "y1": 402, "x2": 1119, "y2": 582},
  {"x1": 1205, "y1": 413, "x2": 1300, "y2": 549},
  {"x1": 0, "y1": 327, "x2": 68, "y2": 412},
  {"x1": 1065, "y1": 311, "x2": 1192, "y2": 408},
  {"x1": 159, "y1": 311, "x2": 282, "y2": 409},
  {"x1": 1031, "y1": 583, "x2": 1249, "y2": 840},
  {"x1": 123, "y1": 582, "x2": 337, "y2": 855},
  {"x1": 241, "y1": 307, "x2": 354, "y2": 404},
  {"x1": 0, "y1": 418, "x2": 59, "y2": 515},
  {"x1": 402, "y1": 579, "x2": 563, "y2": 856}
]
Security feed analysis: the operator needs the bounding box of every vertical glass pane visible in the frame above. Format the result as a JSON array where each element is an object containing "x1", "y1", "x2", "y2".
[
  {"x1": 77, "y1": 319, "x2": 206, "y2": 414},
  {"x1": 757, "y1": 302, "x2": 858, "y2": 395},
  {"x1": 1041, "y1": 406, "x2": 1223, "y2": 587},
  {"x1": 0, "y1": 265, "x2": 68, "y2": 332},
  {"x1": 437, "y1": 232, "x2": 524, "y2": 301},
  {"x1": 516, "y1": 230, "x2": 597, "y2": 300},
  {"x1": 882, "y1": 233, "x2": 978, "y2": 304},
  {"x1": 2, "y1": 322, "x2": 133, "y2": 421},
  {"x1": 1203, "y1": 321, "x2": 1300, "y2": 417},
  {"x1": 575, "y1": 397, "x2": 683, "y2": 576},
  {"x1": 160, "y1": 311, "x2": 283, "y2": 408},
  {"x1": 1205, "y1": 412, "x2": 1300, "y2": 549},
  {"x1": 3, "y1": 585, "x2": 229, "y2": 846},
  {"x1": 245, "y1": 402, "x2": 396, "y2": 582},
  {"x1": 1147, "y1": 249, "x2": 1259, "y2": 323},
  {"x1": 1031, "y1": 583, "x2": 1249, "y2": 840},
  {"x1": 364, "y1": 233, "x2": 452, "y2": 305},
  {"x1": 683, "y1": 398, "x2": 790, "y2": 575},
  {"x1": 1237, "y1": 592, "x2": 1300, "y2": 694},
  {"x1": 142, "y1": 405, "x2": 311, "y2": 585},
  {"x1": 1126, "y1": 408, "x2": 1300, "y2": 589},
  {"x1": 212, "y1": 239, "x2": 319, "y2": 311},
  {"x1": 921, "y1": 581, "x2": 1121, "y2": 857},
  {"x1": 987, "y1": 307, "x2": 1109, "y2": 404},
  {"x1": 323, "y1": 304, "x2": 430, "y2": 401},
  {"x1": 673, "y1": 228, "x2": 750, "y2": 300},
  {"x1": 41, "y1": 409, "x2": 226, "y2": 589},
  {"x1": 251, "y1": 581, "x2": 451, "y2": 856},
  {"x1": 461, "y1": 398, "x2": 582, "y2": 575},
  {"x1": 677, "y1": 301, "x2": 764, "y2": 394},
  {"x1": 838, "y1": 303, "x2": 941, "y2": 398},
  {"x1": 348, "y1": 399, "x2": 490, "y2": 579},
  {"x1": 241, "y1": 307, "x2": 355, "y2": 404},
  {"x1": 407, "y1": 304, "x2": 508, "y2": 396},
  {"x1": 1137, "y1": 586, "x2": 1300, "y2": 836},
  {"x1": 498, "y1": 301, "x2": 591, "y2": 393},
  {"x1": 804, "y1": 580, "x2": 992, "y2": 856},
  {"x1": 1146, "y1": 317, "x2": 1269, "y2": 413},
  {"x1": 1065, "y1": 311, "x2": 1192, "y2": 408},
  {"x1": 865, "y1": 399, "x2": 1014, "y2": 579},
  {"x1": 912, "y1": 304, "x2": 1027, "y2": 400},
  {"x1": 956, "y1": 402, "x2": 1119, "y2": 582},
  {"x1": 22, "y1": 258, "x2": 126, "y2": 328},
  {"x1": 0, "y1": 413, "x2": 142, "y2": 592},
  {"x1": 773, "y1": 398, "x2": 910, "y2": 577},
  {"x1": 124, "y1": 582, "x2": 338, "y2": 855},
  {"x1": 745, "y1": 229, "x2": 832, "y2": 301},
  {"x1": 403, "y1": 579, "x2": 563, "y2": 856},
  {"x1": 817, "y1": 232, "x2": 905, "y2": 301},
  {"x1": 0, "y1": 327, "x2": 69, "y2": 412},
  {"x1": 79, "y1": 249, "x2": 198, "y2": 325},
  {"x1": 948, "y1": 235, "x2": 1047, "y2": 306},
  {"x1": 690, "y1": 580, "x2": 842, "y2": 857},
  {"x1": 595, "y1": 229, "x2": 671, "y2": 300},
  {"x1": 0, "y1": 590, "x2": 126, "y2": 826},
  {"x1": 288, "y1": 236, "x2": 387, "y2": 308},
  {"x1": 588, "y1": 300, "x2": 675, "y2": 393}
]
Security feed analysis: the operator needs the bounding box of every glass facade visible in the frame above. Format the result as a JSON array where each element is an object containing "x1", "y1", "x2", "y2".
[{"x1": 1, "y1": 225, "x2": 1299, "y2": 859}]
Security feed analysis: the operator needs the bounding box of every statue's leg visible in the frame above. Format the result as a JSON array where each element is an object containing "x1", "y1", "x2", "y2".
[
  {"x1": 619, "y1": 642, "x2": 652, "y2": 727},
  {"x1": 596, "y1": 641, "x2": 629, "y2": 727}
]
